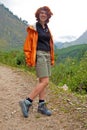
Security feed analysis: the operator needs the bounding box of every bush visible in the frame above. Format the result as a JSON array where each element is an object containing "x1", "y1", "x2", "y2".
[
  {"x1": 14, "y1": 51, "x2": 25, "y2": 66},
  {"x1": 69, "y1": 52, "x2": 87, "y2": 94},
  {"x1": 51, "y1": 52, "x2": 87, "y2": 94}
]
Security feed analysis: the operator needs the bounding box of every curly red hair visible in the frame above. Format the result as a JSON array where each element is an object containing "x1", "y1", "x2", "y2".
[{"x1": 35, "y1": 6, "x2": 53, "y2": 23}]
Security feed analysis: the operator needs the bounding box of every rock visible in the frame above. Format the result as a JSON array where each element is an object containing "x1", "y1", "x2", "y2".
[{"x1": 62, "y1": 84, "x2": 68, "y2": 91}]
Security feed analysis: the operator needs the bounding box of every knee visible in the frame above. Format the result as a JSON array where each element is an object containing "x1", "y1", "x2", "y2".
[
  {"x1": 40, "y1": 78, "x2": 49, "y2": 86},
  {"x1": 43, "y1": 79, "x2": 49, "y2": 86}
]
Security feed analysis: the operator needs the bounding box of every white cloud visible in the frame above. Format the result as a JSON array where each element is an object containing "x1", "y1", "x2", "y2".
[{"x1": 0, "y1": 0, "x2": 87, "y2": 41}]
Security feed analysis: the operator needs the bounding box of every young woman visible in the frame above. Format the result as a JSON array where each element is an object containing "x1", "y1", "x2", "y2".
[{"x1": 19, "y1": 6, "x2": 54, "y2": 117}]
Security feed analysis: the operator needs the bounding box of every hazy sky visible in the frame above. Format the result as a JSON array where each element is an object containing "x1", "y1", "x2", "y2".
[{"x1": 0, "y1": 0, "x2": 87, "y2": 42}]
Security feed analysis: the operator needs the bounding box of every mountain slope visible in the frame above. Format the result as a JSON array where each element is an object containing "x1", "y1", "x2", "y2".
[
  {"x1": 0, "y1": 4, "x2": 27, "y2": 51},
  {"x1": 55, "y1": 30, "x2": 87, "y2": 49},
  {"x1": 75, "y1": 30, "x2": 87, "y2": 44},
  {"x1": 64, "y1": 30, "x2": 87, "y2": 48}
]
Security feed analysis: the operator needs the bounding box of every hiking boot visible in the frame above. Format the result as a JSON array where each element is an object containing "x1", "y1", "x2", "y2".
[
  {"x1": 38, "y1": 102, "x2": 52, "y2": 116},
  {"x1": 19, "y1": 99, "x2": 32, "y2": 118}
]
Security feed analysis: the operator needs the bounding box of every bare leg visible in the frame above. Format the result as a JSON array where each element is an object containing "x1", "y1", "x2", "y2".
[
  {"x1": 39, "y1": 78, "x2": 49, "y2": 100},
  {"x1": 28, "y1": 77, "x2": 49, "y2": 100},
  {"x1": 39, "y1": 89, "x2": 46, "y2": 100}
]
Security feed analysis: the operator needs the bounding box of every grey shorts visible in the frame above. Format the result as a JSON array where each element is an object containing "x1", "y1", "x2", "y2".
[{"x1": 36, "y1": 51, "x2": 51, "y2": 78}]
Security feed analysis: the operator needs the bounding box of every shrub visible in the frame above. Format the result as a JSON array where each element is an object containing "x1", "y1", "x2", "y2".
[{"x1": 69, "y1": 52, "x2": 87, "y2": 94}]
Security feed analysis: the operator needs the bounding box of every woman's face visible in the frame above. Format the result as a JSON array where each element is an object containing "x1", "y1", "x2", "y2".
[{"x1": 39, "y1": 10, "x2": 48, "y2": 23}]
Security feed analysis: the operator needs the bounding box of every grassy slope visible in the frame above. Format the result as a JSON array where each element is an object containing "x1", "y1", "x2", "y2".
[{"x1": 55, "y1": 44, "x2": 87, "y2": 63}]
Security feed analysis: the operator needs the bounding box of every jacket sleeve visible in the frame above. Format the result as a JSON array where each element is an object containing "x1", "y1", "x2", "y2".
[
  {"x1": 23, "y1": 31, "x2": 32, "y2": 66},
  {"x1": 50, "y1": 38, "x2": 55, "y2": 66}
]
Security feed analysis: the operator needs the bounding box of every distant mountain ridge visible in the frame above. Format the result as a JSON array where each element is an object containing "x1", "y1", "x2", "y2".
[
  {"x1": 55, "y1": 30, "x2": 87, "y2": 49},
  {"x1": 0, "y1": 4, "x2": 27, "y2": 51}
]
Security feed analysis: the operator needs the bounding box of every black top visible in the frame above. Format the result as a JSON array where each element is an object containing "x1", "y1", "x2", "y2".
[{"x1": 36, "y1": 22, "x2": 51, "y2": 51}]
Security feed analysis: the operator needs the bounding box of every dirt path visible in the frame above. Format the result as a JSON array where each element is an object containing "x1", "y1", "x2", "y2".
[{"x1": 0, "y1": 65, "x2": 87, "y2": 130}]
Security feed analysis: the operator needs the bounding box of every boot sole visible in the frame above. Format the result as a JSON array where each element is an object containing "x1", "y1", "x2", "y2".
[{"x1": 38, "y1": 109, "x2": 52, "y2": 116}]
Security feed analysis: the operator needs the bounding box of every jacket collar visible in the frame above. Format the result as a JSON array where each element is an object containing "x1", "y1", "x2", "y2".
[{"x1": 27, "y1": 23, "x2": 37, "y2": 32}]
